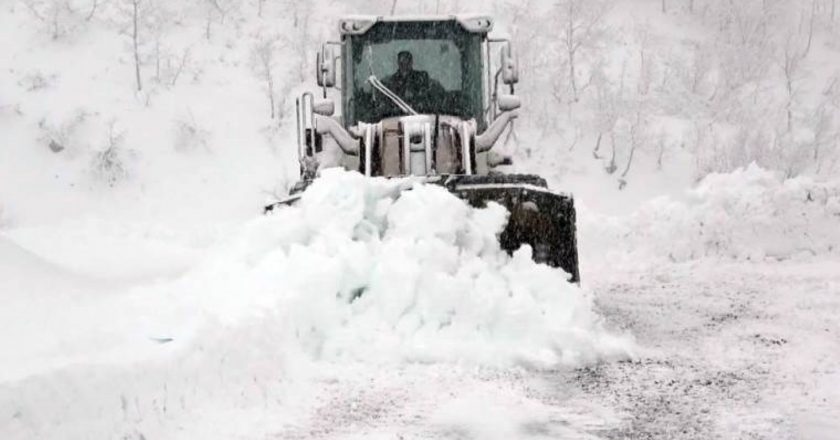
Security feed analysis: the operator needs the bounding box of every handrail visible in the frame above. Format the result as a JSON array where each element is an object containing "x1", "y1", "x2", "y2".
[{"x1": 296, "y1": 92, "x2": 314, "y2": 160}]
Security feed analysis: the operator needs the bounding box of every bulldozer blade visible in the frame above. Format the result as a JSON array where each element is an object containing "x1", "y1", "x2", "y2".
[{"x1": 431, "y1": 174, "x2": 580, "y2": 283}]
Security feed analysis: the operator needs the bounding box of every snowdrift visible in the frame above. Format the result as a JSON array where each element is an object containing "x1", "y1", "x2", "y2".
[
  {"x1": 582, "y1": 164, "x2": 840, "y2": 266},
  {"x1": 0, "y1": 169, "x2": 632, "y2": 439},
  {"x1": 163, "y1": 168, "x2": 632, "y2": 368}
]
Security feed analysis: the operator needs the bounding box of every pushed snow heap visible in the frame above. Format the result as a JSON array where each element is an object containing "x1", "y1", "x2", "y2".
[
  {"x1": 583, "y1": 164, "x2": 840, "y2": 265},
  {"x1": 190, "y1": 169, "x2": 630, "y2": 367}
]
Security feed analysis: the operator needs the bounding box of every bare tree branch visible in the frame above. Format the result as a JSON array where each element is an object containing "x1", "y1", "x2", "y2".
[{"x1": 86, "y1": 0, "x2": 99, "y2": 21}]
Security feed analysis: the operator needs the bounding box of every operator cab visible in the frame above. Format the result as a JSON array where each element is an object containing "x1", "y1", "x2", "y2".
[
  {"x1": 299, "y1": 15, "x2": 520, "y2": 179},
  {"x1": 343, "y1": 19, "x2": 486, "y2": 129}
]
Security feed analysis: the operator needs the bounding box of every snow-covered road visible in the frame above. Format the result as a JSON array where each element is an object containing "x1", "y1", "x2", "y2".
[
  {"x1": 2, "y1": 169, "x2": 839, "y2": 439},
  {"x1": 261, "y1": 260, "x2": 840, "y2": 439},
  {"x1": 582, "y1": 260, "x2": 840, "y2": 439},
  {"x1": 2, "y1": 251, "x2": 839, "y2": 440}
]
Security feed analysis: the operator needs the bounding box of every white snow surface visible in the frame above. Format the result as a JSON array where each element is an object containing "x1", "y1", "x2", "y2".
[
  {"x1": 3, "y1": 0, "x2": 840, "y2": 437},
  {"x1": 1, "y1": 169, "x2": 633, "y2": 439},
  {"x1": 3, "y1": 165, "x2": 839, "y2": 439},
  {"x1": 1, "y1": 169, "x2": 633, "y2": 377},
  {"x1": 581, "y1": 164, "x2": 840, "y2": 272}
]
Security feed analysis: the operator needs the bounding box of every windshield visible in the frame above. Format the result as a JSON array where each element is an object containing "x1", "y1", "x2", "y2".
[{"x1": 344, "y1": 21, "x2": 484, "y2": 126}]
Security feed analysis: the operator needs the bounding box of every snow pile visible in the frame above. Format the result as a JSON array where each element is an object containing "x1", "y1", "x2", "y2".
[
  {"x1": 582, "y1": 164, "x2": 840, "y2": 266},
  {"x1": 172, "y1": 168, "x2": 633, "y2": 368},
  {"x1": 1, "y1": 168, "x2": 633, "y2": 438}
]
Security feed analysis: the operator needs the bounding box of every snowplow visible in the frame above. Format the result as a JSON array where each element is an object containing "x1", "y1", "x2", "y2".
[{"x1": 266, "y1": 15, "x2": 580, "y2": 282}]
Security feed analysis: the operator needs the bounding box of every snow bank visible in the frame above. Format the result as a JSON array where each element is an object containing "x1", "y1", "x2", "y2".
[
  {"x1": 1, "y1": 169, "x2": 633, "y2": 377},
  {"x1": 582, "y1": 164, "x2": 840, "y2": 267},
  {"x1": 169, "y1": 168, "x2": 633, "y2": 368},
  {"x1": 0, "y1": 169, "x2": 632, "y2": 439}
]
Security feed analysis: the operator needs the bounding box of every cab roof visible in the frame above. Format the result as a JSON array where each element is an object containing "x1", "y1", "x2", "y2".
[{"x1": 338, "y1": 15, "x2": 493, "y2": 36}]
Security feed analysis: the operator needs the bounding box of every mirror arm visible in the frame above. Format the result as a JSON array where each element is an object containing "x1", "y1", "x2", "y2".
[
  {"x1": 475, "y1": 110, "x2": 519, "y2": 153},
  {"x1": 491, "y1": 67, "x2": 502, "y2": 120},
  {"x1": 318, "y1": 42, "x2": 342, "y2": 96},
  {"x1": 314, "y1": 115, "x2": 360, "y2": 156}
]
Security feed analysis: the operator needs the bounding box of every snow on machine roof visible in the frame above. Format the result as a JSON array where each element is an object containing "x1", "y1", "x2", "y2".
[{"x1": 338, "y1": 14, "x2": 493, "y2": 36}]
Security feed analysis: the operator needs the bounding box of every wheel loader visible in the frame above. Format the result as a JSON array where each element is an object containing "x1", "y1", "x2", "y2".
[{"x1": 266, "y1": 15, "x2": 580, "y2": 282}]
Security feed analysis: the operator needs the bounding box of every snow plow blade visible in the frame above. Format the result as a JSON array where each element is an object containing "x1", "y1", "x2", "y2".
[
  {"x1": 430, "y1": 174, "x2": 580, "y2": 283},
  {"x1": 265, "y1": 174, "x2": 579, "y2": 283}
]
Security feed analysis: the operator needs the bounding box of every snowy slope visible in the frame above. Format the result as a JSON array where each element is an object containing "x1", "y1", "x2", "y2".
[{"x1": 2, "y1": 0, "x2": 840, "y2": 439}]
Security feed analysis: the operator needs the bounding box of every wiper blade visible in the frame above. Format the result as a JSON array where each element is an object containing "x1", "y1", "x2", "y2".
[{"x1": 367, "y1": 75, "x2": 418, "y2": 116}]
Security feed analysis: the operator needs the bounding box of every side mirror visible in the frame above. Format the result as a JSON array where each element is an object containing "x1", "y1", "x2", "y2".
[
  {"x1": 313, "y1": 99, "x2": 335, "y2": 116},
  {"x1": 315, "y1": 45, "x2": 337, "y2": 88},
  {"x1": 497, "y1": 94, "x2": 521, "y2": 112},
  {"x1": 500, "y1": 43, "x2": 519, "y2": 85}
]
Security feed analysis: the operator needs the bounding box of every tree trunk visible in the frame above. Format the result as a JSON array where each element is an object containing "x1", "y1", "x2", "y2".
[
  {"x1": 786, "y1": 75, "x2": 793, "y2": 132},
  {"x1": 657, "y1": 138, "x2": 665, "y2": 169},
  {"x1": 804, "y1": 0, "x2": 816, "y2": 57},
  {"x1": 569, "y1": 50, "x2": 577, "y2": 101},
  {"x1": 205, "y1": 10, "x2": 212, "y2": 39},
  {"x1": 154, "y1": 39, "x2": 161, "y2": 81},
  {"x1": 170, "y1": 50, "x2": 189, "y2": 86},
  {"x1": 621, "y1": 140, "x2": 637, "y2": 178},
  {"x1": 132, "y1": 0, "x2": 142, "y2": 92},
  {"x1": 622, "y1": 113, "x2": 642, "y2": 181},
  {"x1": 268, "y1": 76, "x2": 275, "y2": 119},
  {"x1": 639, "y1": 49, "x2": 647, "y2": 95},
  {"x1": 51, "y1": 7, "x2": 59, "y2": 40},
  {"x1": 566, "y1": 2, "x2": 578, "y2": 102},
  {"x1": 296, "y1": 6, "x2": 310, "y2": 83},
  {"x1": 592, "y1": 132, "x2": 603, "y2": 158},
  {"x1": 606, "y1": 131, "x2": 617, "y2": 174}
]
